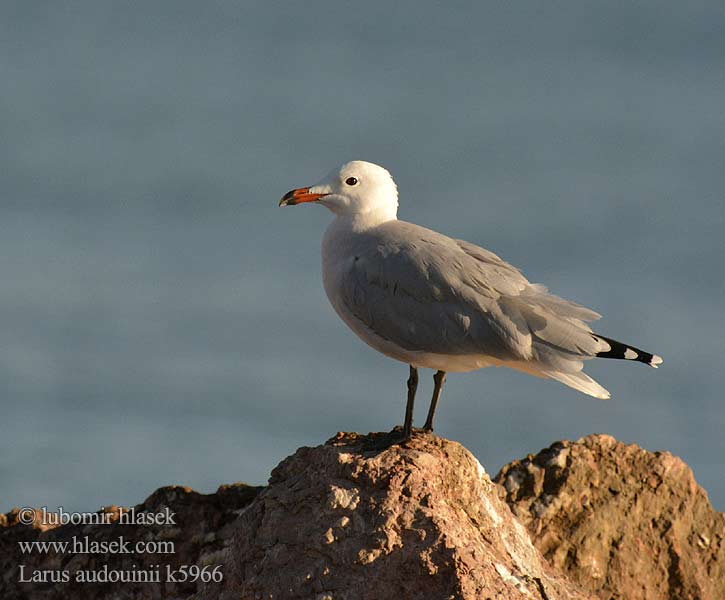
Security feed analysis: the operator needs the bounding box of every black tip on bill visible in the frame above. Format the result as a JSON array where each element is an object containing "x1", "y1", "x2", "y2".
[{"x1": 279, "y1": 190, "x2": 296, "y2": 207}]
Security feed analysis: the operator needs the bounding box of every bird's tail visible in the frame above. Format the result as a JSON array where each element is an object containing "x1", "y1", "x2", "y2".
[
  {"x1": 521, "y1": 333, "x2": 662, "y2": 401},
  {"x1": 543, "y1": 369, "x2": 611, "y2": 400},
  {"x1": 593, "y1": 334, "x2": 663, "y2": 369}
]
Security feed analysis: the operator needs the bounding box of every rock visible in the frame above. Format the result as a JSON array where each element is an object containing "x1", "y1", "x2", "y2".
[
  {"x1": 495, "y1": 434, "x2": 725, "y2": 600},
  {"x1": 0, "y1": 483, "x2": 261, "y2": 600},
  {"x1": 4, "y1": 432, "x2": 721, "y2": 599},
  {"x1": 206, "y1": 430, "x2": 592, "y2": 600}
]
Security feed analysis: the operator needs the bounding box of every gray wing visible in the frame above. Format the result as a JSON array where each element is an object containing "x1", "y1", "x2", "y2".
[{"x1": 338, "y1": 221, "x2": 605, "y2": 362}]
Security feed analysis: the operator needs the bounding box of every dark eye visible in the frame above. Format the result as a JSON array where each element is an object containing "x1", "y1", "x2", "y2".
[{"x1": 345, "y1": 176, "x2": 358, "y2": 186}]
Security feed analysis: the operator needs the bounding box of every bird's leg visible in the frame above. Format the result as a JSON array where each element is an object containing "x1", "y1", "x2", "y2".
[
  {"x1": 423, "y1": 370, "x2": 447, "y2": 431},
  {"x1": 403, "y1": 365, "x2": 418, "y2": 438}
]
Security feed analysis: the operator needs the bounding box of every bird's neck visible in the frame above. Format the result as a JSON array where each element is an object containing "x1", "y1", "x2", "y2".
[{"x1": 333, "y1": 206, "x2": 398, "y2": 233}]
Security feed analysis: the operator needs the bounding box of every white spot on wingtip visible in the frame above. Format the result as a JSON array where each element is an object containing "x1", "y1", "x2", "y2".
[
  {"x1": 650, "y1": 354, "x2": 663, "y2": 368},
  {"x1": 624, "y1": 348, "x2": 638, "y2": 360}
]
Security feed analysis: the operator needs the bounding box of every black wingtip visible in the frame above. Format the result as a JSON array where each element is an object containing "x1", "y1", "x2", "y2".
[{"x1": 594, "y1": 334, "x2": 662, "y2": 368}]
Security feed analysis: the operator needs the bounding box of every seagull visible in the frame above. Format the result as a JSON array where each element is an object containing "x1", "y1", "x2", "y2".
[{"x1": 279, "y1": 161, "x2": 662, "y2": 438}]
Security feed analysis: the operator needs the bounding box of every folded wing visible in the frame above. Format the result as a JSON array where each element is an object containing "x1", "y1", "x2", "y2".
[{"x1": 338, "y1": 221, "x2": 607, "y2": 366}]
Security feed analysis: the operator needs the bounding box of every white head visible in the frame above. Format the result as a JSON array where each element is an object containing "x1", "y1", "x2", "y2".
[{"x1": 279, "y1": 160, "x2": 399, "y2": 221}]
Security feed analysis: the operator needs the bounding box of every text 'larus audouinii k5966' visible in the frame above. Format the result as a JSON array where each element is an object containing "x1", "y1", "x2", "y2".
[{"x1": 279, "y1": 161, "x2": 663, "y2": 438}]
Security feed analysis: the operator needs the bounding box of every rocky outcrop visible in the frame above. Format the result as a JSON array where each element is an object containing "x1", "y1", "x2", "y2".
[
  {"x1": 206, "y1": 430, "x2": 591, "y2": 600},
  {"x1": 495, "y1": 434, "x2": 725, "y2": 600},
  {"x1": 2, "y1": 432, "x2": 722, "y2": 600}
]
